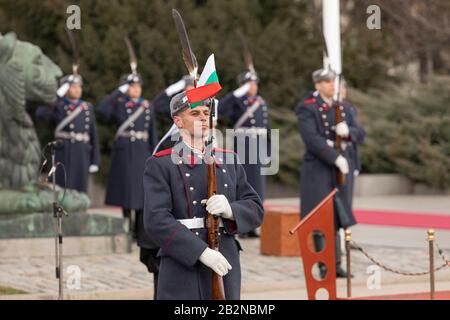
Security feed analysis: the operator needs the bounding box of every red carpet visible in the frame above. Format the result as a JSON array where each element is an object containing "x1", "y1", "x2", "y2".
[
  {"x1": 342, "y1": 291, "x2": 450, "y2": 300},
  {"x1": 264, "y1": 204, "x2": 450, "y2": 230}
]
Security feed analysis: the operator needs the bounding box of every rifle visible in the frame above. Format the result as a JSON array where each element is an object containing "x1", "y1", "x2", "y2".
[
  {"x1": 312, "y1": 2, "x2": 345, "y2": 185},
  {"x1": 206, "y1": 99, "x2": 225, "y2": 300},
  {"x1": 172, "y1": 9, "x2": 225, "y2": 300}
]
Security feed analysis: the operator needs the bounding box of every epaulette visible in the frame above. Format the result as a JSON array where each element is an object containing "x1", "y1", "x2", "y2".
[
  {"x1": 154, "y1": 148, "x2": 173, "y2": 158},
  {"x1": 303, "y1": 98, "x2": 316, "y2": 106}
]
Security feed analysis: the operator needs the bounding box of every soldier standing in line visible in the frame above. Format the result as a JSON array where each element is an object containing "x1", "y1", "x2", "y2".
[
  {"x1": 218, "y1": 71, "x2": 270, "y2": 238},
  {"x1": 97, "y1": 73, "x2": 160, "y2": 297},
  {"x1": 35, "y1": 74, "x2": 100, "y2": 193}
]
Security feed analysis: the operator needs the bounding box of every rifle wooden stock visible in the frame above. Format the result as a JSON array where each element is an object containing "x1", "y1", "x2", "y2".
[
  {"x1": 334, "y1": 103, "x2": 346, "y2": 185},
  {"x1": 207, "y1": 162, "x2": 226, "y2": 300}
]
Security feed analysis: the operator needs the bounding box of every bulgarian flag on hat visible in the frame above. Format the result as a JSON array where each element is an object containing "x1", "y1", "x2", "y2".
[{"x1": 186, "y1": 54, "x2": 222, "y2": 108}]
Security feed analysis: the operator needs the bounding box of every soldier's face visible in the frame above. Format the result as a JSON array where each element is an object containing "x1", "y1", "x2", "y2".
[
  {"x1": 174, "y1": 105, "x2": 210, "y2": 139},
  {"x1": 67, "y1": 84, "x2": 82, "y2": 100},
  {"x1": 315, "y1": 79, "x2": 335, "y2": 99},
  {"x1": 128, "y1": 83, "x2": 142, "y2": 99},
  {"x1": 248, "y1": 81, "x2": 258, "y2": 97}
]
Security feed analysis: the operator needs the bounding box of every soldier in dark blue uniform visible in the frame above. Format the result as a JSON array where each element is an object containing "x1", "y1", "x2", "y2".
[
  {"x1": 143, "y1": 89, "x2": 264, "y2": 300},
  {"x1": 97, "y1": 73, "x2": 159, "y2": 297},
  {"x1": 218, "y1": 71, "x2": 270, "y2": 238},
  {"x1": 35, "y1": 74, "x2": 100, "y2": 193},
  {"x1": 295, "y1": 68, "x2": 361, "y2": 278}
]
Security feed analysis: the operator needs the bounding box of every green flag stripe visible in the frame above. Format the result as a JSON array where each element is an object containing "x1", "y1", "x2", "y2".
[{"x1": 205, "y1": 71, "x2": 219, "y2": 85}]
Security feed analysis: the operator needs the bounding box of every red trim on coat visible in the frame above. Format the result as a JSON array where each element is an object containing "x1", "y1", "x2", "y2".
[{"x1": 154, "y1": 148, "x2": 173, "y2": 158}]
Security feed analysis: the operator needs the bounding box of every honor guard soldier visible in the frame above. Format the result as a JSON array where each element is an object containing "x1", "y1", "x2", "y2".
[
  {"x1": 143, "y1": 61, "x2": 264, "y2": 299},
  {"x1": 295, "y1": 68, "x2": 361, "y2": 278},
  {"x1": 35, "y1": 74, "x2": 100, "y2": 193},
  {"x1": 218, "y1": 71, "x2": 270, "y2": 238},
  {"x1": 97, "y1": 73, "x2": 160, "y2": 295}
]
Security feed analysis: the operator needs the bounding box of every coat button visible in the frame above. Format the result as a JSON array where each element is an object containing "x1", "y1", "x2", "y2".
[
  {"x1": 130, "y1": 122, "x2": 134, "y2": 128},
  {"x1": 319, "y1": 108, "x2": 323, "y2": 112},
  {"x1": 339, "y1": 106, "x2": 344, "y2": 111},
  {"x1": 250, "y1": 119, "x2": 256, "y2": 124},
  {"x1": 69, "y1": 124, "x2": 74, "y2": 129},
  {"x1": 224, "y1": 184, "x2": 228, "y2": 188},
  {"x1": 193, "y1": 200, "x2": 197, "y2": 205},
  {"x1": 145, "y1": 116, "x2": 150, "y2": 120},
  {"x1": 85, "y1": 125, "x2": 90, "y2": 130},
  {"x1": 146, "y1": 109, "x2": 150, "y2": 114},
  {"x1": 342, "y1": 112, "x2": 346, "y2": 117},
  {"x1": 179, "y1": 160, "x2": 183, "y2": 164},
  {"x1": 222, "y1": 169, "x2": 226, "y2": 173},
  {"x1": 189, "y1": 187, "x2": 194, "y2": 191},
  {"x1": 324, "y1": 122, "x2": 329, "y2": 127},
  {"x1": 195, "y1": 232, "x2": 199, "y2": 236},
  {"x1": 85, "y1": 111, "x2": 90, "y2": 116},
  {"x1": 322, "y1": 114, "x2": 327, "y2": 119},
  {"x1": 325, "y1": 130, "x2": 330, "y2": 135},
  {"x1": 131, "y1": 137, "x2": 136, "y2": 142},
  {"x1": 185, "y1": 173, "x2": 190, "y2": 177}
]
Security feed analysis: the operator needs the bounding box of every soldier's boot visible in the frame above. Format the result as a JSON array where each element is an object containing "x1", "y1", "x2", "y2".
[{"x1": 335, "y1": 231, "x2": 353, "y2": 278}]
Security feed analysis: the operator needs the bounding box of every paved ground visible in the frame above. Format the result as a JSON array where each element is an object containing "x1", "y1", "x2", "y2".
[{"x1": 1, "y1": 195, "x2": 450, "y2": 300}]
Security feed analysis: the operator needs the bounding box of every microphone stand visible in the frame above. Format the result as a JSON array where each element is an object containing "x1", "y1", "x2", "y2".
[{"x1": 48, "y1": 141, "x2": 68, "y2": 300}]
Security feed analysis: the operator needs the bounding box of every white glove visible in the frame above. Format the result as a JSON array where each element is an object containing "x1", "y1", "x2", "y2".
[
  {"x1": 201, "y1": 195, "x2": 234, "y2": 220},
  {"x1": 233, "y1": 82, "x2": 251, "y2": 98},
  {"x1": 89, "y1": 165, "x2": 99, "y2": 173},
  {"x1": 198, "y1": 247, "x2": 232, "y2": 276},
  {"x1": 56, "y1": 83, "x2": 70, "y2": 98},
  {"x1": 118, "y1": 83, "x2": 129, "y2": 94},
  {"x1": 334, "y1": 155, "x2": 349, "y2": 175},
  {"x1": 165, "y1": 79, "x2": 186, "y2": 96},
  {"x1": 335, "y1": 122, "x2": 350, "y2": 138}
]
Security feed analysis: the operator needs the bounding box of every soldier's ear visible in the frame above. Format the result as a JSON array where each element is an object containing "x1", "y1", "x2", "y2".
[{"x1": 173, "y1": 116, "x2": 184, "y2": 129}]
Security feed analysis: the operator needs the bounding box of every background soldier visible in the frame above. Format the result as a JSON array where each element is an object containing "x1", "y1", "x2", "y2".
[
  {"x1": 218, "y1": 71, "x2": 270, "y2": 238},
  {"x1": 35, "y1": 74, "x2": 100, "y2": 193},
  {"x1": 143, "y1": 84, "x2": 264, "y2": 299},
  {"x1": 295, "y1": 68, "x2": 360, "y2": 278},
  {"x1": 97, "y1": 73, "x2": 160, "y2": 297}
]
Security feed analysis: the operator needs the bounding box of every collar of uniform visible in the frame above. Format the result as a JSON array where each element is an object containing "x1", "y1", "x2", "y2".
[{"x1": 315, "y1": 94, "x2": 332, "y2": 112}]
